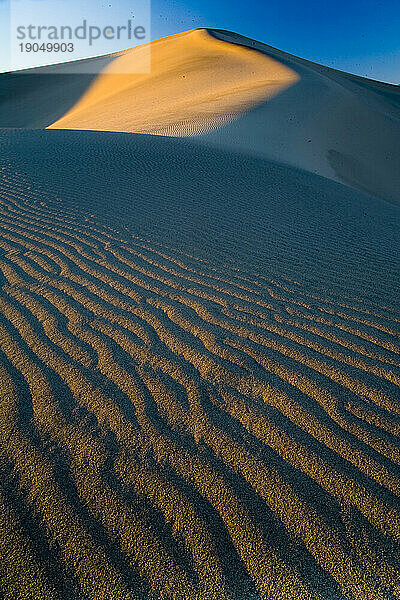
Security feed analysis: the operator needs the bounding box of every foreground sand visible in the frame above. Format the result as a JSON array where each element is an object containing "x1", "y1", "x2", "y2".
[{"x1": 0, "y1": 29, "x2": 400, "y2": 600}]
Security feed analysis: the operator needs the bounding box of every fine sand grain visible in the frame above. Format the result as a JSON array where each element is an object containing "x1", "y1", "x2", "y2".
[{"x1": 0, "y1": 29, "x2": 399, "y2": 600}]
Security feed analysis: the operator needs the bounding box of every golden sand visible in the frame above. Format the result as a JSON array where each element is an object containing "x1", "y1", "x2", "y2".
[{"x1": 48, "y1": 29, "x2": 298, "y2": 135}]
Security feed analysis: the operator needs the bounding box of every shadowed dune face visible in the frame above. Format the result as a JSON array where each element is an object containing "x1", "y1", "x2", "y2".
[
  {"x1": 0, "y1": 55, "x2": 116, "y2": 129},
  {"x1": 0, "y1": 129, "x2": 399, "y2": 600},
  {"x1": 0, "y1": 72, "x2": 97, "y2": 129},
  {"x1": 203, "y1": 30, "x2": 400, "y2": 206}
]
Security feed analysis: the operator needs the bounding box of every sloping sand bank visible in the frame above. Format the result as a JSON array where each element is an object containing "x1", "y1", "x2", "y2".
[{"x1": 0, "y1": 128, "x2": 399, "y2": 600}]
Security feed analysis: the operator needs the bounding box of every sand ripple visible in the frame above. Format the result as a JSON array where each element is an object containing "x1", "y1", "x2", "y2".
[{"x1": 0, "y1": 130, "x2": 399, "y2": 600}]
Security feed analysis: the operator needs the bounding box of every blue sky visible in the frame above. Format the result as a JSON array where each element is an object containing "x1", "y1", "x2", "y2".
[
  {"x1": 1, "y1": 0, "x2": 399, "y2": 82},
  {"x1": 151, "y1": 0, "x2": 400, "y2": 83}
]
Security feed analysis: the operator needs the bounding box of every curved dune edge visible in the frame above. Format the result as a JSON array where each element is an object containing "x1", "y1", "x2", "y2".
[
  {"x1": 0, "y1": 129, "x2": 399, "y2": 600},
  {"x1": 47, "y1": 29, "x2": 299, "y2": 135}
]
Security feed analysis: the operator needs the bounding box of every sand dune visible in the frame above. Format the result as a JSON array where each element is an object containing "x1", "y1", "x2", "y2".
[
  {"x1": 1, "y1": 30, "x2": 299, "y2": 134},
  {"x1": 0, "y1": 29, "x2": 399, "y2": 600},
  {"x1": 1, "y1": 28, "x2": 399, "y2": 203},
  {"x1": 47, "y1": 29, "x2": 299, "y2": 136}
]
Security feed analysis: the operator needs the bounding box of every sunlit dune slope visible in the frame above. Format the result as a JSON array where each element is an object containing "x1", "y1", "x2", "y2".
[
  {"x1": 1, "y1": 28, "x2": 399, "y2": 204},
  {"x1": 0, "y1": 128, "x2": 399, "y2": 600},
  {"x1": 48, "y1": 29, "x2": 299, "y2": 135}
]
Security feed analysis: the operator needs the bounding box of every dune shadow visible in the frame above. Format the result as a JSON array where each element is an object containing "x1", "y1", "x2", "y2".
[{"x1": 0, "y1": 55, "x2": 116, "y2": 128}]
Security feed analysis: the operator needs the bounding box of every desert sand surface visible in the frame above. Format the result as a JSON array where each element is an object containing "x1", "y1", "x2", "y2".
[{"x1": 0, "y1": 29, "x2": 400, "y2": 600}]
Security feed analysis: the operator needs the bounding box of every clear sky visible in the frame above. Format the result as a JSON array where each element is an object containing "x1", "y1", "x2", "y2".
[
  {"x1": 151, "y1": 0, "x2": 400, "y2": 83},
  {"x1": 1, "y1": 0, "x2": 399, "y2": 82}
]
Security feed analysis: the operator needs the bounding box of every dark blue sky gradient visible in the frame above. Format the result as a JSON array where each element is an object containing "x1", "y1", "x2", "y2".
[{"x1": 152, "y1": 0, "x2": 400, "y2": 83}]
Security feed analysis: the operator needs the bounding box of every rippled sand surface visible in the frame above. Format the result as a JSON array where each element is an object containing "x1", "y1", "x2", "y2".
[
  {"x1": 0, "y1": 26, "x2": 400, "y2": 600},
  {"x1": 0, "y1": 129, "x2": 398, "y2": 600}
]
